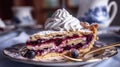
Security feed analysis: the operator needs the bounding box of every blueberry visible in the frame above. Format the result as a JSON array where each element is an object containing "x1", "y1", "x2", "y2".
[
  {"x1": 71, "y1": 49, "x2": 79, "y2": 58},
  {"x1": 63, "y1": 45, "x2": 71, "y2": 50},
  {"x1": 30, "y1": 41, "x2": 35, "y2": 44},
  {"x1": 55, "y1": 38, "x2": 63, "y2": 46},
  {"x1": 24, "y1": 50, "x2": 36, "y2": 59}
]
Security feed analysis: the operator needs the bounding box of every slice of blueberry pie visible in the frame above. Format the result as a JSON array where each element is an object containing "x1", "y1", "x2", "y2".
[{"x1": 23, "y1": 9, "x2": 98, "y2": 61}]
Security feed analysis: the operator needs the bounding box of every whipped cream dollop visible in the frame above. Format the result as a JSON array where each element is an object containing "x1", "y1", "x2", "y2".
[{"x1": 45, "y1": 8, "x2": 83, "y2": 31}]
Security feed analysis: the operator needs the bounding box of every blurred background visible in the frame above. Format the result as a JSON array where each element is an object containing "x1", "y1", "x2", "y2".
[
  {"x1": 0, "y1": 0, "x2": 120, "y2": 67},
  {"x1": 0, "y1": 0, "x2": 119, "y2": 26}
]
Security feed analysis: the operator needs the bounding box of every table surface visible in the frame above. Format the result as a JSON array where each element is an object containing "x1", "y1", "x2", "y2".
[{"x1": 0, "y1": 26, "x2": 120, "y2": 67}]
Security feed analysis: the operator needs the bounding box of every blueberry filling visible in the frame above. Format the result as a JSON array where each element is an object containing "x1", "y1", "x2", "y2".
[
  {"x1": 55, "y1": 38, "x2": 63, "y2": 46},
  {"x1": 27, "y1": 34, "x2": 84, "y2": 46},
  {"x1": 85, "y1": 34, "x2": 93, "y2": 44},
  {"x1": 26, "y1": 34, "x2": 94, "y2": 56},
  {"x1": 63, "y1": 45, "x2": 71, "y2": 50},
  {"x1": 35, "y1": 42, "x2": 90, "y2": 55},
  {"x1": 37, "y1": 39, "x2": 42, "y2": 43},
  {"x1": 74, "y1": 43, "x2": 83, "y2": 49}
]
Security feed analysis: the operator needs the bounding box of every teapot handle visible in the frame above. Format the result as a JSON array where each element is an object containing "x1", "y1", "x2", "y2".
[{"x1": 107, "y1": 1, "x2": 118, "y2": 25}]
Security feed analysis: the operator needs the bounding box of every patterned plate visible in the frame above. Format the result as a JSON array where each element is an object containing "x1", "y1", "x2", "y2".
[{"x1": 3, "y1": 41, "x2": 118, "y2": 66}]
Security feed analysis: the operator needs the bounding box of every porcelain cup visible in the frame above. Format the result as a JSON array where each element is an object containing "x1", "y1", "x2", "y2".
[{"x1": 77, "y1": 0, "x2": 118, "y2": 29}]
